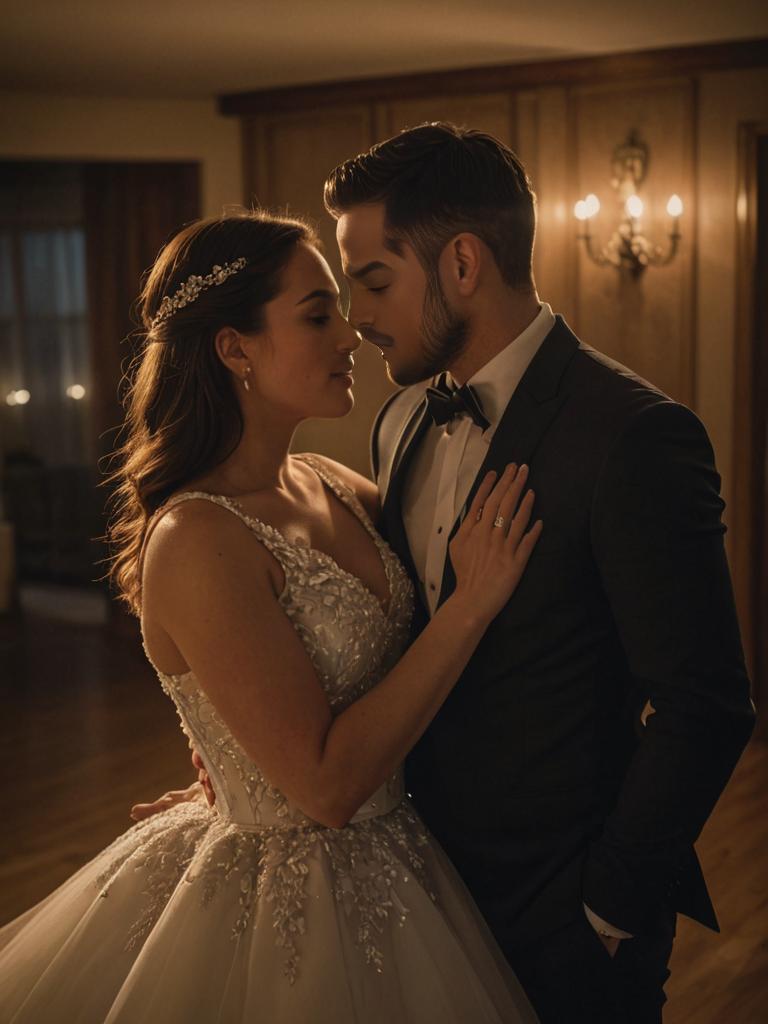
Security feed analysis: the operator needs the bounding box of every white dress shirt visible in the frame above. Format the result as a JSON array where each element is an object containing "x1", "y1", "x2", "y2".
[
  {"x1": 400, "y1": 301, "x2": 633, "y2": 943},
  {"x1": 402, "y1": 302, "x2": 555, "y2": 615}
]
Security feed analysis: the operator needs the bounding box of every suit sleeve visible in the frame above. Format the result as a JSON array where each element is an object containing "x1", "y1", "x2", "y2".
[{"x1": 584, "y1": 400, "x2": 755, "y2": 934}]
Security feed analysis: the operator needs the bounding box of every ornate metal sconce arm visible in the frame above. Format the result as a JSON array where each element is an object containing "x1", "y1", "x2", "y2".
[{"x1": 575, "y1": 131, "x2": 683, "y2": 275}]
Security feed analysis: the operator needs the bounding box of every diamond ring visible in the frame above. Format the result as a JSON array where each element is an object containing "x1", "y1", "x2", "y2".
[
  {"x1": 493, "y1": 515, "x2": 505, "y2": 529},
  {"x1": 476, "y1": 506, "x2": 484, "y2": 522}
]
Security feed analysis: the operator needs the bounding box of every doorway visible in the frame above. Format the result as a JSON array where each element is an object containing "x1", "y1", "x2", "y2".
[{"x1": 734, "y1": 122, "x2": 768, "y2": 735}]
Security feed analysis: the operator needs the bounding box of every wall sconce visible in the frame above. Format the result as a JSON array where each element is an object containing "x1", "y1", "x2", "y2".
[{"x1": 574, "y1": 131, "x2": 683, "y2": 274}]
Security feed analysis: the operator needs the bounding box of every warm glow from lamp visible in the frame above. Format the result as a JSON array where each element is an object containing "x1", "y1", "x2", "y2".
[
  {"x1": 66, "y1": 384, "x2": 86, "y2": 400},
  {"x1": 584, "y1": 193, "x2": 600, "y2": 217},
  {"x1": 574, "y1": 199, "x2": 588, "y2": 221},
  {"x1": 13, "y1": 389, "x2": 30, "y2": 405},
  {"x1": 626, "y1": 195, "x2": 644, "y2": 219},
  {"x1": 5, "y1": 392, "x2": 17, "y2": 406},
  {"x1": 666, "y1": 194, "x2": 683, "y2": 217}
]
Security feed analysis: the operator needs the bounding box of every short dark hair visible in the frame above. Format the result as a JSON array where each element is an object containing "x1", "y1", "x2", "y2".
[{"x1": 324, "y1": 121, "x2": 536, "y2": 289}]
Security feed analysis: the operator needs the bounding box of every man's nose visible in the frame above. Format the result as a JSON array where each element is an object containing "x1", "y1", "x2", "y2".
[
  {"x1": 345, "y1": 292, "x2": 371, "y2": 334},
  {"x1": 339, "y1": 320, "x2": 362, "y2": 353}
]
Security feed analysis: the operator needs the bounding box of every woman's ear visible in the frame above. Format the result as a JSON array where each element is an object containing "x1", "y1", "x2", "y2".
[{"x1": 214, "y1": 326, "x2": 250, "y2": 376}]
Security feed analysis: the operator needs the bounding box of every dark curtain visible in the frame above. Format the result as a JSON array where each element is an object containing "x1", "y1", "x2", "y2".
[
  {"x1": 81, "y1": 162, "x2": 200, "y2": 598},
  {"x1": 82, "y1": 161, "x2": 201, "y2": 465},
  {"x1": 1, "y1": 161, "x2": 200, "y2": 594}
]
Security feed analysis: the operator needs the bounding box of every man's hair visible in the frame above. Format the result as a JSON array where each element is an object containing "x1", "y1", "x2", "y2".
[{"x1": 324, "y1": 121, "x2": 536, "y2": 290}]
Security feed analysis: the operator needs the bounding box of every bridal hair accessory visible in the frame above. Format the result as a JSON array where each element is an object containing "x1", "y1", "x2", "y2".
[{"x1": 150, "y1": 257, "x2": 248, "y2": 329}]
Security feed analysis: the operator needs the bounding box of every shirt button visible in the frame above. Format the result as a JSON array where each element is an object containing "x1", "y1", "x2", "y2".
[
  {"x1": 437, "y1": 526, "x2": 443, "y2": 534},
  {"x1": 429, "y1": 583, "x2": 436, "y2": 591}
]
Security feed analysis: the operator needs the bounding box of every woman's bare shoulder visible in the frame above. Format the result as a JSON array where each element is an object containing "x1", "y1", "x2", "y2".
[{"x1": 141, "y1": 496, "x2": 283, "y2": 624}]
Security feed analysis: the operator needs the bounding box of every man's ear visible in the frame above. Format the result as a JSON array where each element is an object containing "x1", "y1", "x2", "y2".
[{"x1": 440, "y1": 233, "x2": 483, "y2": 297}]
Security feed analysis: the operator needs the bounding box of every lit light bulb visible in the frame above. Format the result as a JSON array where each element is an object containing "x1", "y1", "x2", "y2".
[
  {"x1": 584, "y1": 193, "x2": 601, "y2": 218},
  {"x1": 667, "y1": 194, "x2": 683, "y2": 217},
  {"x1": 574, "y1": 200, "x2": 589, "y2": 221},
  {"x1": 14, "y1": 389, "x2": 30, "y2": 405},
  {"x1": 6, "y1": 391, "x2": 17, "y2": 406},
  {"x1": 626, "y1": 195, "x2": 644, "y2": 219},
  {"x1": 66, "y1": 384, "x2": 86, "y2": 400}
]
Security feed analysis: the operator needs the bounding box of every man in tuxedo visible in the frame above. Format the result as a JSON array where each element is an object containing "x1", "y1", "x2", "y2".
[{"x1": 321, "y1": 121, "x2": 755, "y2": 1022}]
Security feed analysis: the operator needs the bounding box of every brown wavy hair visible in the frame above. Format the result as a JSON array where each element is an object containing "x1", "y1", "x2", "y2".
[{"x1": 101, "y1": 208, "x2": 318, "y2": 618}]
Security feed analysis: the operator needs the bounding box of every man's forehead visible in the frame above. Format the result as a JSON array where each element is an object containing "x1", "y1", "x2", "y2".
[
  {"x1": 336, "y1": 204, "x2": 386, "y2": 251},
  {"x1": 336, "y1": 205, "x2": 407, "y2": 276}
]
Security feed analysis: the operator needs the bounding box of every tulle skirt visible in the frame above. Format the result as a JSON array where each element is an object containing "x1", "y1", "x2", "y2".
[{"x1": 0, "y1": 798, "x2": 537, "y2": 1023}]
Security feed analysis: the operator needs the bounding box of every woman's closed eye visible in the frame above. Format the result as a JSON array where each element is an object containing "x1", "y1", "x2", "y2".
[
  {"x1": 367, "y1": 285, "x2": 389, "y2": 294},
  {"x1": 308, "y1": 314, "x2": 331, "y2": 326}
]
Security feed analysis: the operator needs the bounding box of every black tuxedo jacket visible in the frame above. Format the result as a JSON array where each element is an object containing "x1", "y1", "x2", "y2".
[{"x1": 371, "y1": 316, "x2": 755, "y2": 956}]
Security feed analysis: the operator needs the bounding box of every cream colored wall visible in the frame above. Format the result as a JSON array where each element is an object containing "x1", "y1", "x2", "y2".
[{"x1": 0, "y1": 92, "x2": 243, "y2": 217}]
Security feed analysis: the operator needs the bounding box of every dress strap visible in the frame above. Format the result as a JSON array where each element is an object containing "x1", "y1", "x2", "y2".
[
  {"x1": 137, "y1": 490, "x2": 294, "y2": 592},
  {"x1": 293, "y1": 453, "x2": 377, "y2": 539}
]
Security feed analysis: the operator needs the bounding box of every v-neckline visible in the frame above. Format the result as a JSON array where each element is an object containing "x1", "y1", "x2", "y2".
[
  {"x1": 168, "y1": 454, "x2": 394, "y2": 621},
  {"x1": 236, "y1": 454, "x2": 393, "y2": 619},
  {"x1": 223, "y1": 501, "x2": 395, "y2": 621}
]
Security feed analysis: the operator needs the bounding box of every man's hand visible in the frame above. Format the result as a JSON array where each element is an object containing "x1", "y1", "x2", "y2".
[
  {"x1": 130, "y1": 781, "x2": 205, "y2": 821},
  {"x1": 129, "y1": 744, "x2": 216, "y2": 822},
  {"x1": 192, "y1": 749, "x2": 216, "y2": 807}
]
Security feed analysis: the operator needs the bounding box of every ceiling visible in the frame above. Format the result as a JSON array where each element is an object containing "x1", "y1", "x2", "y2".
[{"x1": 1, "y1": 0, "x2": 767, "y2": 100}]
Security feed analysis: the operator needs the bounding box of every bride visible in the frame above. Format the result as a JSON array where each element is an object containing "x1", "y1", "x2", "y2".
[{"x1": 0, "y1": 209, "x2": 542, "y2": 1023}]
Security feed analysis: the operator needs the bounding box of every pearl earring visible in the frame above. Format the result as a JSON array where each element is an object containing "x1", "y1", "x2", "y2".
[{"x1": 242, "y1": 365, "x2": 252, "y2": 392}]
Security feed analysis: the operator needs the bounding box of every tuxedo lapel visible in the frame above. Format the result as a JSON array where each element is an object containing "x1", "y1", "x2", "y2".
[
  {"x1": 381, "y1": 401, "x2": 432, "y2": 586},
  {"x1": 437, "y1": 317, "x2": 580, "y2": 607}
]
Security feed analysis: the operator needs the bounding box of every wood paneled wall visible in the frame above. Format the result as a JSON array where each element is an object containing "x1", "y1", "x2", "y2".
[
  {"x1": 232, "y1": 48, "x2": 762, "y2": 477},
  {"x1": 228, "y1": 45, "x2": 768, "y2": 675},
  {"x1": 242, "y1": 106, "x2": 388, "y2": 468}
]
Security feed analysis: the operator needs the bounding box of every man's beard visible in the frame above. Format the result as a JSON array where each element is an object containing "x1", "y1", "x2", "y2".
[{"x1": 389, "y1": 272, "x2": 469, "y2": 387}]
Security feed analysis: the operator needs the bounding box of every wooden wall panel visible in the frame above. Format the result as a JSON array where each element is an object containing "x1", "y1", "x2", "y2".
[
  {"x1": 237, "y1": 77, "x2": 705, "y2": 475},
  {"x1": 696, "y1": 67, "x2": 768, "y2": 673},
  {"x1": 573, "y1": 79, "x2": 695, "y2": 404},
  {"x1": 379, "y1": 92, "x2": 514, "y2": 146},
  {"x1": 242, "y1": 106, "x2": 397, "y2": 476},
  {"x1": 516, "y1": 87, "x2": 576, "y2": 325}
]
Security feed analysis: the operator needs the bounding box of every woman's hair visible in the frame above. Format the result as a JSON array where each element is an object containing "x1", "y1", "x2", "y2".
[
  {"x1": 324, "y1": 121, "x2": 536, "y2": 290},
  {"x1": 101, "y1": 208, "x2": 317, "y2": 618}
]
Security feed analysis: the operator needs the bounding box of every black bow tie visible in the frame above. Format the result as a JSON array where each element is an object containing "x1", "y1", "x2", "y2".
[{"x1": 424, "y1": 373, "x2": 490, "y2": 431}]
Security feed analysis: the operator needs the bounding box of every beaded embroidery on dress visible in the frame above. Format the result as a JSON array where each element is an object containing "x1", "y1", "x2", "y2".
[{"x1": 0, "y1": 453, "x2": 537, "y2": 1024}]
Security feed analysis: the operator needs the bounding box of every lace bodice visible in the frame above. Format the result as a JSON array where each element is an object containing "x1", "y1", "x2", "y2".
[
  {"x1": 2, "y1": 456, "x2": 533, "y2": 1013},
  {"x1": 139, "y1": 453, "x2": 415, "y2": 831}
]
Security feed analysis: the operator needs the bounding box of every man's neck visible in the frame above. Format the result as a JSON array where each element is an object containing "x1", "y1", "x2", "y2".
[{"x1": 448, "y1": 292, "x2": 542, "y2": 386}]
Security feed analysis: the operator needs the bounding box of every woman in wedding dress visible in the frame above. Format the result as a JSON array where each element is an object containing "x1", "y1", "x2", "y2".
[{"x1": 0, "y1": 210, "x2": 542, "y2": 1023}]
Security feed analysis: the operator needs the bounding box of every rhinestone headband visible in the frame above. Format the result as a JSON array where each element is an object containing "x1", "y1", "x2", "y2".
[{"x1": 150, "y1": 256, "x2": 248, "y2": 329}]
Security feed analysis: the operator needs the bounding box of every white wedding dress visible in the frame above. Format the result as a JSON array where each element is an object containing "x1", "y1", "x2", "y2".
[{"x1": 0, "y1": 454, "x2": 537, "y2": 1023}]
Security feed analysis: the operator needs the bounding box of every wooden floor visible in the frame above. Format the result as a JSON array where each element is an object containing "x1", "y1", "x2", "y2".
[{"x1": 1, "y1": 606, "x2": 766, "y2": 1022}]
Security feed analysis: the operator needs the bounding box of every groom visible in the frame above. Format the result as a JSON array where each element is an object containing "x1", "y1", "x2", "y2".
[{"x1": 321, "y1": 122, "x2": 755, "y2": 1022}]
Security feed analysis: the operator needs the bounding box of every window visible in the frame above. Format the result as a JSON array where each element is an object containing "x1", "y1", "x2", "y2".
[{"x1": 0, "y1": 165, "x2": 92, "y2": 468}]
